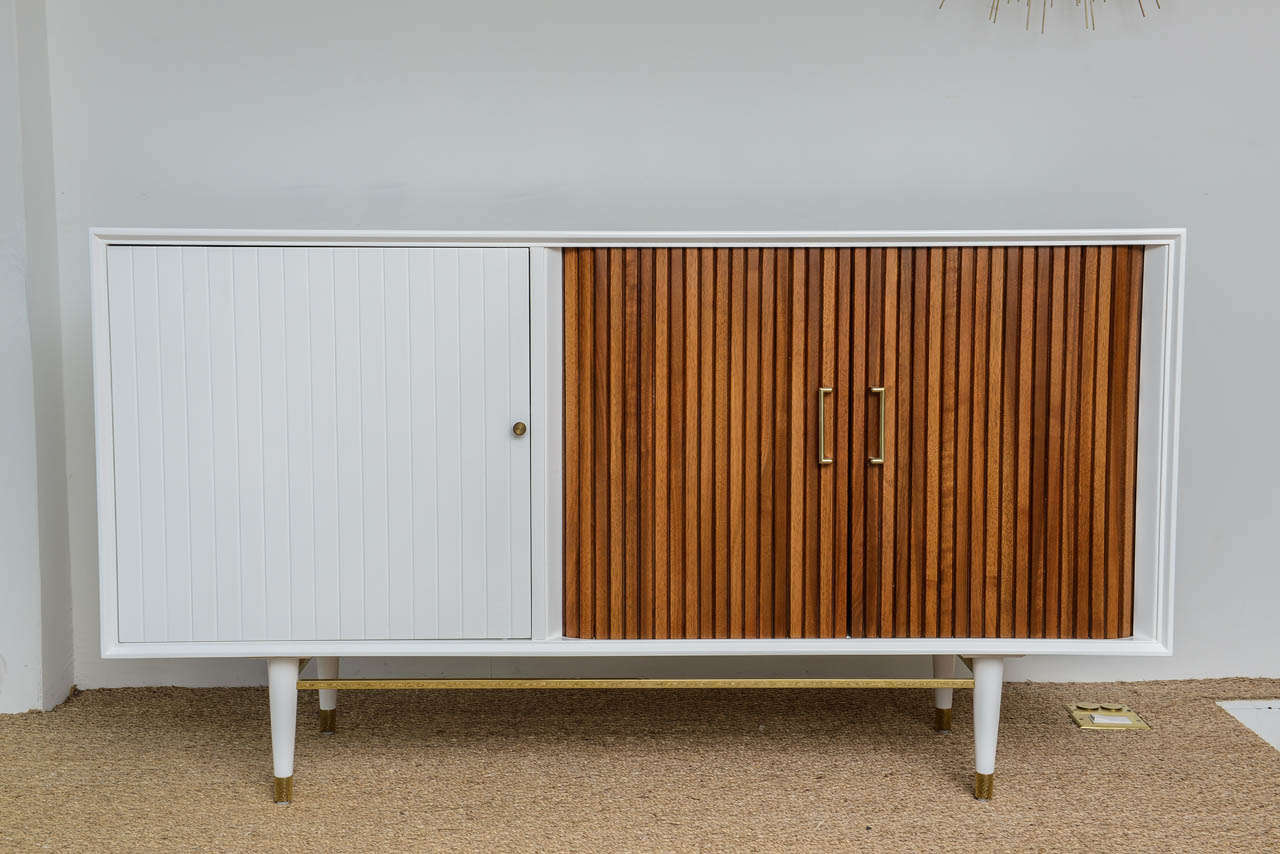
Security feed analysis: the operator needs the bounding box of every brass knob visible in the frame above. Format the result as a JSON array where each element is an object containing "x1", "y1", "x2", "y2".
[{"x1": 512, "y1": 421, "x2": 527, "y2": 437}]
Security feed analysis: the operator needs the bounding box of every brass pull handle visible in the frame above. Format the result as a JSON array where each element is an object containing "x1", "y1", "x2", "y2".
[
  {"x1": 869, "y1": 387, "x2": 886, "y2": 466},
  {"x1": 512, "y1": 421, "x2": 528, "y2": 437},
  {"x1": 817, "y1": 387, "x2": 833, "y2": 466}
]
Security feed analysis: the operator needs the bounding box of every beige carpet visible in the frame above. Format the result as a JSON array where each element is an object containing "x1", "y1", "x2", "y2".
[{"x1": 1, "y1": 678, "x2": 1277, "y2": 852}]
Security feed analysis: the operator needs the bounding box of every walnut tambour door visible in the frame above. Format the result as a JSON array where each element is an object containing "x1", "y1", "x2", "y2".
[
  {"x1": 855, "y1": 246, "x2": 1142, "y2": 640},
  {"x1": 562, "y1": 248, "x2": 857, "y2": 639},
  {"x1": 561, "y1": 245, "x2": 1143, "y2": 641}
]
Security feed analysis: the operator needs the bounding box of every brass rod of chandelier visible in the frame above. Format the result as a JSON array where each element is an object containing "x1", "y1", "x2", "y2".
[
  {"x1": 869, "y1": 386, "x2": 886, "y2": 465},
  {"x1": 817, "y1": 387, "x2": 834, "y2": 465}
]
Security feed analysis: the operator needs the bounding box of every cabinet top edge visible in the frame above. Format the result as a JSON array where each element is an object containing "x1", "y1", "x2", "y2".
[{"x1": 90, "y1": 227, "x2": 1188, "y2": 249}]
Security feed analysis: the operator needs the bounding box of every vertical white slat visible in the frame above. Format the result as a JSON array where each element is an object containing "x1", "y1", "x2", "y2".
[
  {"x1": 232, "y1": 248, "x2": 266, "y2": 639},
  {"x1": 182, "y1": 247, "x2": 217, "y2": 641},
  {"x1": 106, "y1": 246, "x2": 144, "y2": 643},
  {"x1": 409, "y1": 249, "x2": 440, "y2": 639},
  {"x1": 432, "y1": 249, "x2": 465, "y2": 638},
  {"x1": 258, "y1": 248, "x2": 291, "y2": 640},
  {"x1": 156, "y1": 248, "x2": 192, "y2": 641},
  {"x1": 482, "y1": 249, "x2": 513, "y2": 636},
  {"x1": 358, "y1": 249, "x2": 391, "y2": 639},
  {"x1": 384, "y1": 249, "x2": 414, "y2": 638},
  {"x1": 284, "y1": 248, "x2": 316, "y2": 640},
  {"x1": 458, "y1": 249, "x2": 488, "y2": 638},
  {"x1": 207, "y1": 247, "x2": 242, "y2": 640},
  {"x1": 309, "y1": 248, "x2": 341, "y2": 638},
  {"x1": 130, "y1": 247, "x2": 168, "y2": 642},
  {"x1": 333, "y1": 248, "x2": 365, "y2": 638},
  {"x1": 507, "y1": 249, "x2": 534, "y2": 638}
]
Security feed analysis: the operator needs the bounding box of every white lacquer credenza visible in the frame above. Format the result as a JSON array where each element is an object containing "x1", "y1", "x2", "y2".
[{"x1": 91, "y1": 228, "x2": 1185, "y2": 803}]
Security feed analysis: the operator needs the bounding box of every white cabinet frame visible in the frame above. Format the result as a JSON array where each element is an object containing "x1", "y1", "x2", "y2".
[{"x1": 92, "y1": 228, "x2": 1185, "y2": 659}]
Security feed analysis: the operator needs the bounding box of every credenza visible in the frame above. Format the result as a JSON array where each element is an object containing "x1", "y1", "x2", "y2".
[{"x1": 90, "y1": 229, "x2": 1185, "y2": 803}]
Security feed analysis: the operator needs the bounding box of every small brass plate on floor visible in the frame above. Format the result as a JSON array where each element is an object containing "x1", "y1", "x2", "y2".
[{"x1": 1068, "y1": 702, "x2": 1150, "y2": 730}]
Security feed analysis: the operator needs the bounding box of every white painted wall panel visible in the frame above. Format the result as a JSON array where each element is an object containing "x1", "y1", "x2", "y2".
[{"x1": 103, "y1": 245, "x2": 532, "y2": 643}]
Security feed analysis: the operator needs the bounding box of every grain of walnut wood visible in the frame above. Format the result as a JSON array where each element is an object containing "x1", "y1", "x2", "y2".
[{"x1": 562, "y1": 246, "x2": 1142, "y2": 639}]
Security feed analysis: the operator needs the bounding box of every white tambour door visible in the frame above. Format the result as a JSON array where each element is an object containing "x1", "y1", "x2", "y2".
[{"x1": 102, "y1": 246, "x2": 532, "y2": 642}]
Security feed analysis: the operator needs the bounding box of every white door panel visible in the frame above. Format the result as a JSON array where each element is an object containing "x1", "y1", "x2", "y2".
[{"x1": 105, "y1": 245, "x2": 532, "y2": 642}]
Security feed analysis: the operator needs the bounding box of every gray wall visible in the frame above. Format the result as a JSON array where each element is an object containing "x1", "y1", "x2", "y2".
[
  {"x1": 0, "y1": 0, "x2": 43, "y2": 712},
  {"x1": 30, "y1": 0, "x2": 1280, "y2": 687},
  {"x1": 0, "y1": 0, "x2": 71, "y2": 712}
]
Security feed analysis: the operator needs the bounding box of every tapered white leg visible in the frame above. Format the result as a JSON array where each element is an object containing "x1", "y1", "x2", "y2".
[
  {"x1": 317, "y1": 657, "x2": 338, "y2": 734},
  {"x1": 932, "y1": 654, "x2": 955, "y2": 731},
  {"x1": 268, "y1": 657, "x2": 299, "y2": 803},
  {"x1": 972, "y1": 656, "x2": 1005, "y2": 799}
]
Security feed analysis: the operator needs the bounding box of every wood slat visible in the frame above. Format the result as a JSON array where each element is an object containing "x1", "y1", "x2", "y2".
[
  {"x1": 654, "y1": 250, "x2": 670, "y2": 639},
  {"x1": 593, "y1": 250, "x2": 610, "y2": 638},
  {"x1": 1106, "y1": 246, "x2": 1130, "y2": 639},
  {"x1": 1045, "y1": 248, "x2": 1067, "y2": 638},
  {"x1": 897, "y1": 249, "x2": 916, "y2": 637},
  {"x1": 1090, "y1": 247, "x2": 1114, "y2": 639},
  {"x1": 773, "y1": 249, "x2": 791, "y2": 637},
  {"x1": 684, "y1": 250, "x2": 701, "y2": 638},
  {"x1": 1000, "y1": 248, "x2": 1022, "y2": 638},
  {"x1": 759, "y1": 249, "x2": 776, "y2": 636},
  {"x1": 563, "y1": 244, "x2": 1142, "y2": 640},
  {"x1": 667, "y1": 249, "x2": 684, "y2": 637},
  {"x1": 804, "y1": 248, "x2": 822, "y2": 637},
  {"x1": 1015, "y1": 249, "x2": 1036, "y2": 638},
  {"x1": 925, "y1": 249, "x2": 943, "y2": 638},
  {"x1": 881, "y1": 248, "x2": 901, "y2": 638},
  {"x1": 940, "y1": 248, "x2": 959, "y2": 638},
  {"x1": 864, "y1": 249, "x2": 885, "y2": 638},
  {"x1": 954, "y1": 248, "x2": 973, "y2": 638},
  {"x1": 639, "y1": 249, "x2": 655, "y2": 638},
  {"x1": 715, "y1": 250, "x2": 731, "y2": 638},
  {"x1": 699, "y1": 249, "x2": 715, "y2": 637},
  {"x1": 624, "y1": 249, "x2": 641, "y2": 638},
  {"x1": 563, "y1": 250, "x2": 581, "y2": 636},
  {"x1": 834, "y1": 249, "x2": 852, "y2": 639},
  {"x1": 789, "y1": 250, "x2": 807, "y2": 637},
  {"x1": 1030, "y1": 248, "x2": 1052, "y2": 638},
  {"x1": 729, "y1": 249, "x2": 747, "y2": 637},
  {"x1": 1122, "y1": 249, "x2": 1144, "y2": 637},
  {"x1": 1059, "y1": 247, "x2": 1083, "y2": 637},
  {"x1": 910, "y1": 249, "x2": 929, "y2": 637},
  {"x1": 745, "y1": 249, "x2": 761, "y2": 638},
  {"x1": 968, "y1": 248, "x2": 990, "y2": 636},
  {"x1": 984, "y1": 248, "x2": 1005, "y2": 638}
]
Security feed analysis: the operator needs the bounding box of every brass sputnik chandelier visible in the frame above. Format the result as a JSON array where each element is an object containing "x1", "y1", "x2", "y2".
[{"x1": 940, "y1": 0, "x2": 1161, "y2": 32}]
